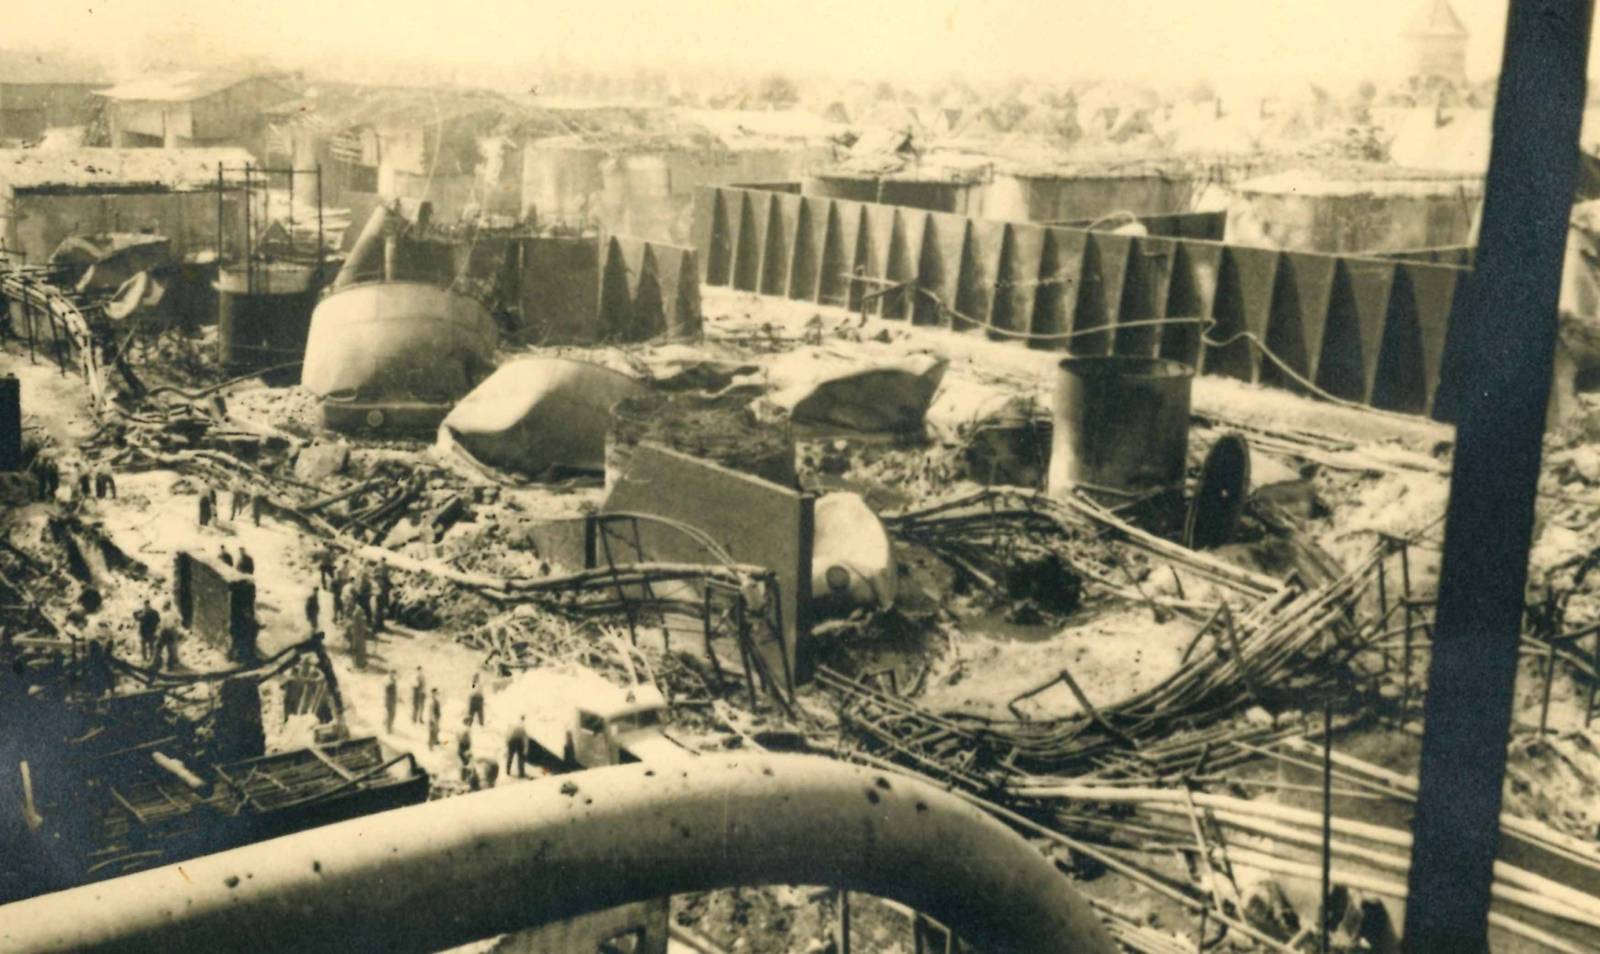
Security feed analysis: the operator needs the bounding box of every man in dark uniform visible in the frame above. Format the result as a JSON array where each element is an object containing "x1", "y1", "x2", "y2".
[
  {"x1": 506, "y1": 716, "x2": 529, "y2": 778},
  {"x1": 427, "y1": 688, "x2": 442, "y2": 749},
  {"x1": 466, "y1": 676, "x2": 485, "y2": 726},
  {"x1": 353, "y1": 571, "x2": 373, "y2": 631},
  {"x1": 345, "y1": 604, "x2": 368, "y2": 671},
  {"x1": 198, "y1": 486, "x2": 214, "y2": 526},
  {"x1": 411, "y1": 667, "x2": 426, "y2": 724},
  {"x1": 373, "y1": 562, "x2": 392, "y2": 633},
  {"x1": 304, "y1": 588, "x2": 319, "y2": 633},
  {"x1": 318, "y1": 548, "x2": 336, "y2": 590},
  {"x1": 456, "y1": 719, "x2": 473, "y2": 775},
  {"x1": 329, "y1": 571, "x2": 345, "y2": 623},
  {"x1": 157, "y1": 625, "x2": 181, "y2": 671},
  {"x1": 218, "y1": 546, "x2": 233, "y2": 568},
  {"x1": 383, "y1": 672, "x2": 398, "y2": 734},
  {"x1": 133, "y1": 599, "x2": 160, "y2": 663},
  {"x1": 237, "y1": 547, "x2": 254, "y2": 574}
]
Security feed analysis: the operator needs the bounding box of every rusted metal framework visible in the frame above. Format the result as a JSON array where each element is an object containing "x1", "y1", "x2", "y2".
[{"x1": 0, "y1": 755, "x2": 1118, "y2": 954}]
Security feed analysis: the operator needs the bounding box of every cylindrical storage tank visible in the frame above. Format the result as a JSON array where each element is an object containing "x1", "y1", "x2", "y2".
[
  {"x1": 1047, "y1": 356, "x2": 1193, "y2": 503},
  {"x1": 215, "y1": 263, "x2": 320, "y2": 374}
]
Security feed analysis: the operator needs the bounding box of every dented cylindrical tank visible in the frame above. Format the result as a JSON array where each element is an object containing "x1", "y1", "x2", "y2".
[
  {"x1": 1047, "y1": 355, "x2": 1193, "y2": 503},
  {"x1": 215, "y1": 263, "x2": 320, "y2": 373}
]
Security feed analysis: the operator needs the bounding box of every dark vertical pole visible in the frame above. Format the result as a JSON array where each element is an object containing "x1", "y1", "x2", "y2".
[
  {"x1": 837, "y1": 890, "x2": 851, "y2": 954},
  {"x1": 242, "y1": 164, "x2": 252, "y2": 294},
  {"x1": 1538, "y1": 641, "x2": 1557, "y2": 736},
  {"x1": 216, "y1": 163, "x2": 224, "y2": 263},
  {"x1": 1400, "y1": 541, "x2": 1414, "y2": 720},
  {"x1": 1320, "y1": 698, "x2": 1332, "y2": 954},
  {"x1": 287, "y1": 166, "x2": 296, "y2": 260},
  {"x1": 316, "y1": 163, "x2": 324, "y2": 276},
  {"x1": 23, "y1": 291, "x2": 35, "y2": 363},
  {"x1": 1403, "y1": 3, "x2": 1595, "y2": 952}
]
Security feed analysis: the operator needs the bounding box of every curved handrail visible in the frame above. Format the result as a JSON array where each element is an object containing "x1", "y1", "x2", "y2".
[{"x1": 0, "y1": 755, "x2": 1117, "y2": 954}]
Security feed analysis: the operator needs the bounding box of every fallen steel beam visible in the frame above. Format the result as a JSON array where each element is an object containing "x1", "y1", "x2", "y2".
[{"x1": 0, "y1": 754, "x2": 1116, "y2": 954}]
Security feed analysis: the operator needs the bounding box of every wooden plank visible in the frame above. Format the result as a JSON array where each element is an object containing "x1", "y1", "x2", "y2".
[{"x1": 308, "y1": 744, "x2": 358, "y2": 782}]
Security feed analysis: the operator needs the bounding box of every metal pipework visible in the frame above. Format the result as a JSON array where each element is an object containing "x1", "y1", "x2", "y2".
[{"x1": 0, "y1": 754, "x2": 1117, "y2": 954}]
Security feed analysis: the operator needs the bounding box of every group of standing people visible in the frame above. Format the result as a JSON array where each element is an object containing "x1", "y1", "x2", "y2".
[
  {"x1": 217, "y1": 545, "x2": 255, "y2": 574},
  {"x1": 132, "y1": 598, "x2": 182, "y2": 671},
  {"x1": 316, "y1": 547, "x2": 391, "y2": 634},
  {"x1": 30, "y1": 453, "x2": 116, "y2": 505},
  {"x1": 308, "y1": 547, "x2": 393, "y2": 673},
  {"x1": 197, "y1": 483, "x2": 262, "y2": 527}
]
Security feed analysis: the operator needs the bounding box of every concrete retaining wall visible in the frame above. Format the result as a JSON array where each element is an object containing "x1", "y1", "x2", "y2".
[
  {"x1": 173, "y1": 550, "x2": 258, "y2": 663},
  {"x1": 1225, "y1": 184, "x2": 1481, "y2": 255},
  {"x1": 693, "y1": 185, "x2": 1471, "y2": 418},
  {"x1": 602, "y1": 442, "x2": 813, "y2": 684},
  {"x1": 522, "y1": 143, "x2": 829, "y2": 246},
  {"x1": 2, "y1": 188, "x2": 243, "y2": 266}
]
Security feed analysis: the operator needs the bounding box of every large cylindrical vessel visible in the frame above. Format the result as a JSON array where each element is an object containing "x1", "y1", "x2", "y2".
[
  {"x1": 215, "y1": 263, "x2": 320, "y2": 372},
  {"x1": 1047, "y1": 355, "x2": 1193, "y2": 502}
]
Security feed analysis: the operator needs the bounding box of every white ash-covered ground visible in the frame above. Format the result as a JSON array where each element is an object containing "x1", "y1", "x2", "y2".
[{"x1": 16, "y1": 282, "x2": 1600, "y2": 953}]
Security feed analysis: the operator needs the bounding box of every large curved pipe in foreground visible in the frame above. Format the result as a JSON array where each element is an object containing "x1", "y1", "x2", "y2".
[{"x1": 0, "y1": 755, "x2": 1116, "y2": 954}]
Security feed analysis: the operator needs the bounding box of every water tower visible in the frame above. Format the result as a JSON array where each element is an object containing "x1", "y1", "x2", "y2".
[{"x1": 1403, "y1": 0, "x2": 1470, "y2": 84}]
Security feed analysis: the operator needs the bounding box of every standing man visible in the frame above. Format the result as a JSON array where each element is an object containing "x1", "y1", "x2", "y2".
[
  {"x1": 353, "y1": 571, "x2": 374, "y2": 632},
  {"x1": 411, "y1": 667, "x2": 426, "y2": 724},
  {"x1": 133, "y1": 599, "x2": 159, "y2": 664},
  {"x1": 198, "y1": 485, "x2": 214, "y2": 527},
  {"x1": 345, "y1": 602, "x2": 369, "y2": 671},
  {"x1": 456, "y1": 719, "x2": 473, "y2": 776},
  {"x1": 383, "y1": 672, "x2": 398, "y2": 735},
  {"x1": 237, "y1": 547, "x2": 254, "y2": 575},
  {"x1": 427, "y1": 688, "x2": 442, "y2": 749},
  {"x1": 318, "y1": 547, "x2": 336, "y2": 590},
  {"x1": 157, "y1": 625, "x2": 181, "y2": 671},
  {"x1": 304, "y1": 588, "x2": 320, "y2": 634},
  {"x1": 467, "y1": 676, "x2": 485, "y2": 727},
  {"x1": 100, "y1": 464, "x2": 116, "y2": 500},
  {"x1": 218, "y1": 546, "x2": 233, "y2": 568},
  {"x1": 250, "y1": 491, "x2": 263, "y2": 527},
  {"x1": 329, "y1": 570, "x2": 345, "y2": 624},
  {"x1": 506, "y1": 715, "x2": 529, "y2": 778},
  {"x1": 228, "y1": 483, "x2": 245, "y2": 521},
  {"x1": 374, "y1": 562, "x2": 392, "y2": 633}
]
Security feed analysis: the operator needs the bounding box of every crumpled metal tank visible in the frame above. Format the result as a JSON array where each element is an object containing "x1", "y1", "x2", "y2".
[
  {"x1": 438, "y1": 357, "x2": 646, "y2": 476},
  {"x1": 301, "y1": 281, "x2": 498, "y2": 433}
]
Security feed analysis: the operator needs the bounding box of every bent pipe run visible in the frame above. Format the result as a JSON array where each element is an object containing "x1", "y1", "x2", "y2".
[{"x1": 0, "y1": 755, "x2": 1117, "y2": 954}]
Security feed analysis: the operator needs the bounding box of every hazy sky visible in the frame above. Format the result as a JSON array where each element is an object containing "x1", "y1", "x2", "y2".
[{"x1": 5, "y1": 0, "x2": 1559, "y2": 86}]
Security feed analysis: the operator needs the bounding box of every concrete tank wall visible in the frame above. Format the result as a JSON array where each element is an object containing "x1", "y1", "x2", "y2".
[
  {"x1": 524, "y1": 143, "x2": 829, "y2": 244},
  {"x1": 1225, "y1": 178, "x2": 1482, "y2": 254},
  {"x1": 4, "y1": 188, "x2": 243, "y2": 266},
  {"x1": 804, "y1": 174, "x2": 981, "y2": 214},
  {"x1": 803, "y1": 172, "x2": 1204, "y2": 224},
  {"x1": 981, "y1": 173, "x2": 1203, "y2": 223}
]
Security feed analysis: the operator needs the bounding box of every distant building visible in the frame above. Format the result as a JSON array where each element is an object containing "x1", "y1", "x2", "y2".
[
  {"x1": 0, "y1": 147, "x2": 251, "y2": 263},
  {"x1": 0, "y1": 50, "x2": 108, "y2": 141},
  {"x1": 1403, "y1": 0, "x2": 1470, "y2": 85},
  {"x1": 96, "y1": 70, "x2": 297, "y2": 153}
]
